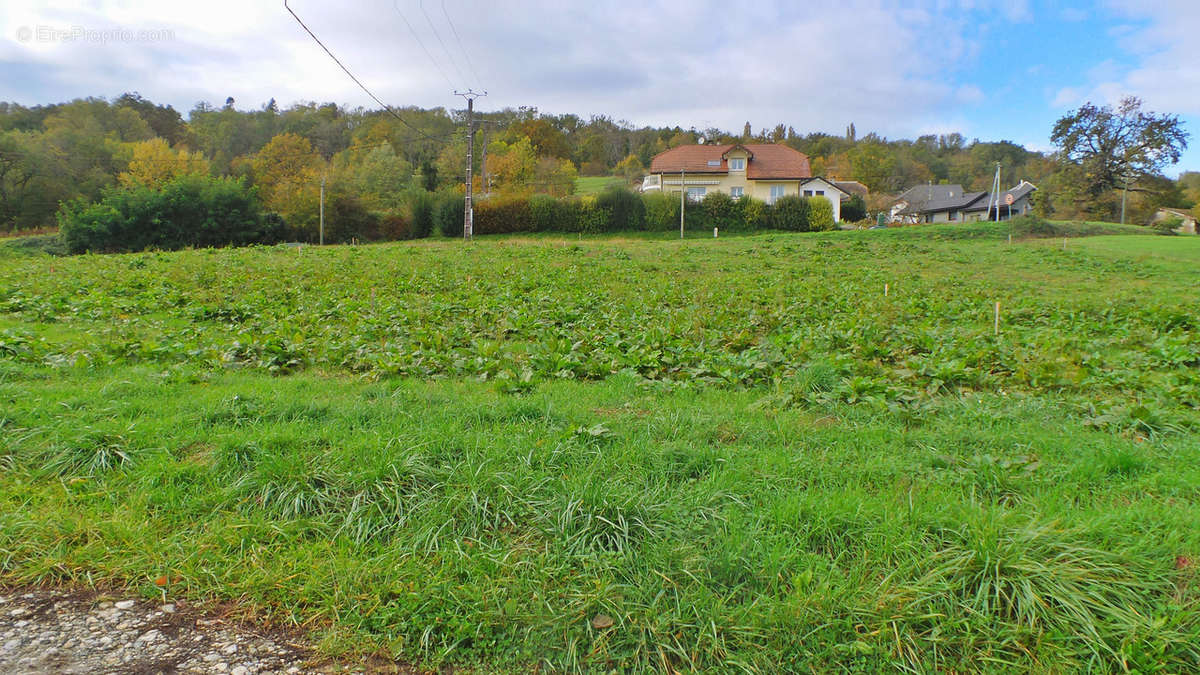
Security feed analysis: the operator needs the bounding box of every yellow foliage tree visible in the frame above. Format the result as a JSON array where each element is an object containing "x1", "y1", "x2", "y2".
[
  {"x1": 614, "y1": 153, "x2": 644, "y2": 182},
  {"x1": 487, "y1": 136, "x2": 537, "y2": 193},
  {"x1": 249, "y1": 133, "x2": 325, "y2": 231},
  {"x1": 118, "y1": 138, "x2": 210, "y2": 188}
]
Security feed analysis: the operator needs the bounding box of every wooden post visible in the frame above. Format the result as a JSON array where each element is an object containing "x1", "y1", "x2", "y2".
[
  {"x1": 680, "y1": 170, "x2": 685, "y2": 239},
  {"x1": 994, "y1": 302, "x2": 1000, "y2": 335}
]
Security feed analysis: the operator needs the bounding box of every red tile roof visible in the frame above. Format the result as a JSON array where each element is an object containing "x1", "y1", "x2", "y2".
[{"x1": 649, "y1": 143, "x2": 811, "y2": 180}]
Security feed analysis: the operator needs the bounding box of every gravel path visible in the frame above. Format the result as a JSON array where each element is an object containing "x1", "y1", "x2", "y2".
[{"x1": 0, "y1": 587, "x2": 409, "y2": 674}]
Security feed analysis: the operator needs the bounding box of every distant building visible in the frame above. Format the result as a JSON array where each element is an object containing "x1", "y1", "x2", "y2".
[
  {"x1": 645, "y1": 143, "x2": 847, "y2": 221},
  {"x1": 1153, "y1": 208, "x2": 1198, "y2": 234},
  {"x1": 890, "y1": 181, "x2": 1037, "y2": 224},
  {"x1": 832, "y1": 180, "x2": 869, "y2": 199}
]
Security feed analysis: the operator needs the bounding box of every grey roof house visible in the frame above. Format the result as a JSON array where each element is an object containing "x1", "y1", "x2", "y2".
[
  {"x1": 890, "y1": 181, "x2": 1036, "y2": 224},
  {"x1": 1153, "y1": 208, "x2": 1198, "y2": 235}
]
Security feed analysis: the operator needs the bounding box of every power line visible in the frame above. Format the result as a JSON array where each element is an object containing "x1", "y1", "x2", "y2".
[
  {"x1": 392, "y1": 0, "x2": 455, "y2": 91},
  {"x1": 418, "y1": 0, "x2": 468, "y2": 89},
  {"x1": 283, "y1": 0, "x2": 452, "y2": 144},
  {"x1": 441, "y1": 0, "x2": 483, "y2": 87}
]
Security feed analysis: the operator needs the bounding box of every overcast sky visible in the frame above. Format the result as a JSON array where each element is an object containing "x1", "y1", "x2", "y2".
[{"x1": 2, "y1": 0, "x2": 1198, "y2": 173}]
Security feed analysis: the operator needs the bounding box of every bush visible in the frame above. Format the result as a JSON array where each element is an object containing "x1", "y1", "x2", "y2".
[
  {"x1": 595, "y1": 187, "x2": 645, "y2": 231},
  {"x1": 408, "y1": 191, "x2": 435, "y2": 239},
  {"x1": 1152, "y1": 215, "x2": 1183, "y2": 236},
  {"x1": 323, "y1": 194, "x2": 381, "y2": 243},
  {"x1": 809, "y1": 198, "x2": 836, "y2": 231},
  {"x1": 530, "y1": 194, "x2": 574, "y2": 232},
  {"x1": 573, "y1": 197, "x2": 607, "y2": 233},
  {"x1": 842, "y1": 193, "x2": 867, "y2": 222},
  {"x1": 379, "y1": 214, "x2": 411, "y2": 240},
  {"x1": 58, "y1": 174, "x2": 284, "y2": 253},
  {"x1": 769, "y1": 195, "x2": 811, "y2": 231},
  {"x1": 475, "y1": 196, "x2": 533, "y2": 235},
  {"x1": 741, "y1": 197, "x2": 768, "y2": 230},
  {"x1": 1008, "y1": 214, "x2": 1057, "y2": 237},
  {"x1": 702, "y1": 192, "x2": 741, "y2": 231},
  {"x1": 642, "y1": 192, "x2": 679, "y2": 231},
  {"x1": 434, "y1": 190, "x2": 465, "y2": 237}
]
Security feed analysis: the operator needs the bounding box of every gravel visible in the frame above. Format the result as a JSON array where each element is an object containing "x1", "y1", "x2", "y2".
[{"x1": 0, "y1": 588, "x2": 413, "y2": 674}]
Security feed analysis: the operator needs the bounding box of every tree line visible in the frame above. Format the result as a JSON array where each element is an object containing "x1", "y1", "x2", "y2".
[{"x1": 1, "y1": 93, "x2": 1194, "y2": 244}]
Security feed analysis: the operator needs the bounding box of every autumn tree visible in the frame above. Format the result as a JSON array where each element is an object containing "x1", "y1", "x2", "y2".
[
  {"x1": 330, "y1": 142, "x2": 411, "y2": 212},
  {"x1": 487, "y1": 136, "x2": 537, "y2": 192},
  {"x1": 1050, "y1": 96, "x2": 1189, "y2": 196},
  {"x1": 532, "y1": 157, "x2": 577, "y2": 197},
  {"x1": 248, "y1": 132, "x2": 324, "y2": 231},
  {"x1": 613, "y1": 153, "x2": 645, "y2": 182},
  {"x1": 119, "y1": 138, "x2": 210, "y2": 188}
]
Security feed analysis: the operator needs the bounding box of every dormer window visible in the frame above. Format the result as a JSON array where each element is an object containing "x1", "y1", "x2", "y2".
[{"x1": 729, "y1": 157, "x2": 745, "y2": 171}]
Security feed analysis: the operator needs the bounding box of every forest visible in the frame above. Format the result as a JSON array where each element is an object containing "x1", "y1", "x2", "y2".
[{"x1": 1, "y1": 93, "x2": 1196, "y2": 239}]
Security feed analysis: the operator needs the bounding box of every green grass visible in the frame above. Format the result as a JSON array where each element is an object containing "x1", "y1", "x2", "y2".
[
  {"x1": 1, "y1": 224, "x2": 1198, "y2": 672},
  {"x1": 574, "y1": 176, "x2": 627, "y2": 195}
]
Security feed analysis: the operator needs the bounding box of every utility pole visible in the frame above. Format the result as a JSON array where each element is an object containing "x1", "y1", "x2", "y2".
[
  {"x1": 319, "y1": 174, "x2": 325, "y2": 245},
  {"x1": 989, "y1": 163, "x2": 1002, "y2": 223},
  {"x1": 680, "y1": 170, "x2": 685, "y2": 239},
  {"x1": 455, "y1": 89, "x2": 486, "y2": 240}
]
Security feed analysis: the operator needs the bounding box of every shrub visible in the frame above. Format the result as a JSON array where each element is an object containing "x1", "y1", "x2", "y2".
[
  {"x1": 842, "y1": 193, "x2": 867, "y2": 222},
  {"x1": 595, "y1": 186, "x2": 645, "y2": 231},
  {"x1": 702, "y1": 191, "x2": 741, "y2": 231},
  {"x1": 378, "y1": 214, "x2": 411, "y2": 240},
  {"x1": 434, "y1": 190, "x2": 465, "y2": 237},
  {"x1": 408, "y1": 191, "x2": 435, "y2": 239},
  {"x1": 572, "y1": 197, "x2": 607, "y2": 233},
  {"x1": 684, "y1": 199, "x2": 710, "y2": 231},
  {"x1": 1152, "y1": 215, "x2": 1183, "y2": 236},
  {"x1": 809, "y1": 198, "x2": 836, "y2": 231},
  {"x1": 1008, "y1": 214, "x2": 1057, "y2": 237},
  {"x1": 58, "y1": 174, "x2": 284, "y2": 253},
  {"x1": 530, "y1": 194, "x2": 575, "y2": 232},
  {"x1": 741, "y1": 197, "x2": 768, "y2": 230},
  {"x1": 769, "y1": 195, "x2": 811, "y2": 231},
  {"x1": 475, "y1": 196, "x2": 533, "y2": 235},
  {"x1": 642, "y1": 192, "x2": 679, "y2": 231},
  {"x1": 323, "y1": 194, "x2": 381, "y2": 243}
]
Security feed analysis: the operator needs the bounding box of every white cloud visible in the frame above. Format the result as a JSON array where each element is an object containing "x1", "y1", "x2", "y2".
[
  {"x1": 1059, "y1": 1, "x2": 1200, "y2": 115},
  {"x1": 955, "y1": 85, "x2": 985, "y2": 105},
  {"x1": 1060, "y1": 8, "x2": 1089, "y2": 22},
  {"x1": 0, "y1": 0, "x2": 1038, "y2": 138}
]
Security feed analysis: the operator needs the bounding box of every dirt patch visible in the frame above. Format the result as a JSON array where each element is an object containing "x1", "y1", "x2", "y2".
[{"x1": 0, "y1": 586, "x2": 424, "y2": 674}]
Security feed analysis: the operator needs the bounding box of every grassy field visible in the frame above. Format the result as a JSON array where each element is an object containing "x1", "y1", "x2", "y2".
[
  {"x1": 574, "y1": 176, "x2": 628, "y2": 195},
  {"x1": 1, "y1": 224, "x2": 1199, "y2": 672}
]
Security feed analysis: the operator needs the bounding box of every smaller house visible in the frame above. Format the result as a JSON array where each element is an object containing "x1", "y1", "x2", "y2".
[
  {"x1": 832, "y1": 180, "x2": 868, "y2": 200},
  {"x1": 799, "y1": 178, "x2": 849, "y2": 222},
  {"x1": 1152, "y1": 208, "x2": 1198, "y2": 235},
  {"x1": 890, "y1": 181, "x2": 1036, "y2": 224}
]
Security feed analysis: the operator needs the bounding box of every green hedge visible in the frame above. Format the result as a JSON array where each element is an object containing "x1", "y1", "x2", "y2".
[
  {"x1": 770, "y1": 195, "x2": 812, "y2": 231},
  {"x1": 434, "y1": 190, "x2": 466, "y2": 237},
  {"x1": 57, "y1": 178, "x2": 850, "y2": 252},
  {"x1": 58, "y1": 175, "x2": 286, "y2": 253},
  {"x1": 440, "y1": 187, "x2": 843, "y2": 238},
  {"x1": 408, "y1": 190, "x2": 436, "y2": 239},
  {"x1": 463, "y1": 189, "x2": 840, "y2": 236}
]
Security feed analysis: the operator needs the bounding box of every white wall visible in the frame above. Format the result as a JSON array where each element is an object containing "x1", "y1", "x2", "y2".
[{"x1": 800, "y1": 178, "x2": 844, "y2": 222}]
